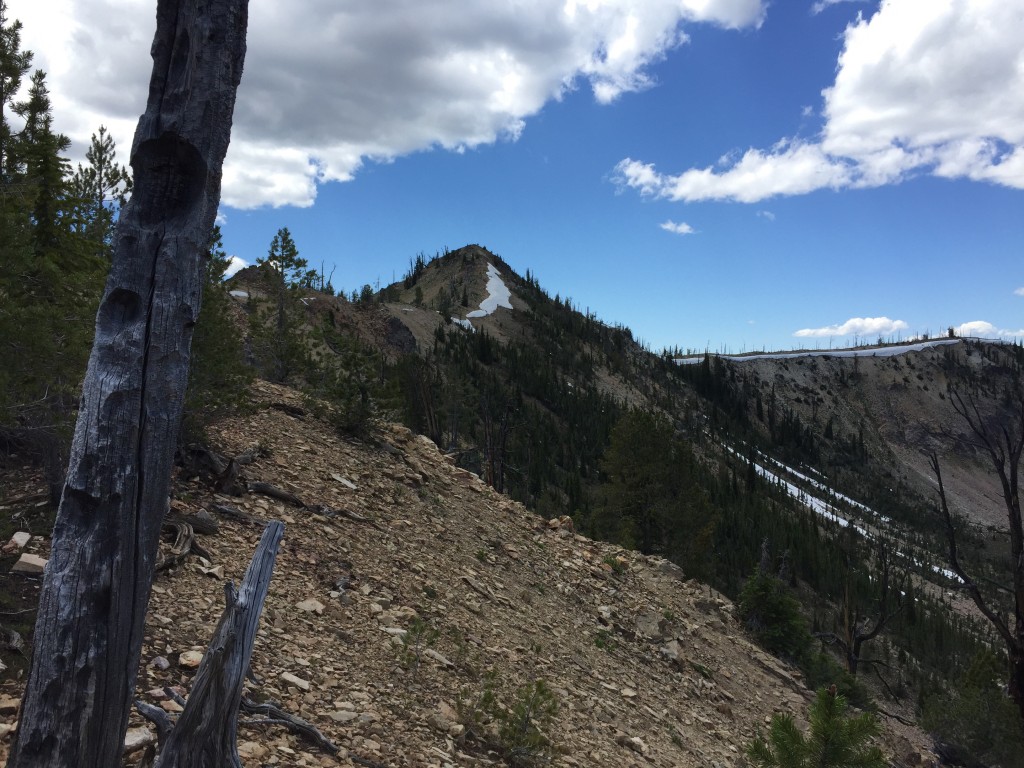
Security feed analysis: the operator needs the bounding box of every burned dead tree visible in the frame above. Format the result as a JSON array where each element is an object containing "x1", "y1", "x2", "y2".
[
  {"x1": 815, "y1": 546, "x2": 905, "y2": 680},
  {"x1": 929, "y1": 378, "x2": 1024, "y2": 724},
  {"x1": 7, "y1": 1, "x2": 248, "y2": 766}
]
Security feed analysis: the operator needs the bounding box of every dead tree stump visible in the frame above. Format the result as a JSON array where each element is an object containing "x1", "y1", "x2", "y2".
[{"x1": 139, "y1": 521, "x2": 284, "y2": 767}]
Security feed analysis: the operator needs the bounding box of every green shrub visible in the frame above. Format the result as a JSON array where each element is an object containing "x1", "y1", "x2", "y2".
[
  {"x1": 738, "y1": 569, "x2": 811, "y2": 663},
  {"x1": 747, "y1": 687, "x2": 885, "y2": 768},
  {"x1": 396, "y1": 618, "x2": 438, "y2": 681},
  {"x1": 801, "y1": 651, "x2": 873, "y2": 712},
  {"x1": 922, "y1": 651, "x2": 1024, "y2": 768},
  {"x1": 458, "y1": 674, "x2": 559, "y2": 767}
]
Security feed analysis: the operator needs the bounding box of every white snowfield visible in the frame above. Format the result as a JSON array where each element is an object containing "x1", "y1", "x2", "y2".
[
  {"x1": 451, "y1": 263, "x2": 513, "y2": 329},
  {"x1": 725, "y1": 443, "x2": 964, "y2": 585},
  {"x1": 675, "y1": 337, "x2": 967, "y2": 365}
]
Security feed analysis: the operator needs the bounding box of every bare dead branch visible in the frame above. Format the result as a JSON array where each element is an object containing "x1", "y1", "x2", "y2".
[{"x1": 929, "y1": 452, "x2": 1013, "y2": 647}]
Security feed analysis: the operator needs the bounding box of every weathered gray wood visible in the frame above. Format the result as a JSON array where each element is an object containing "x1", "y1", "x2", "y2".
[
  {"x1": 239, "y1": 695, "x2": 338, "y2": 754},
  {"x1": 6, "y1": 1, "x2": 248, "y2": 766},
  {"x1": 151, "y1": 521, "x2": 283, "y2": 767}
]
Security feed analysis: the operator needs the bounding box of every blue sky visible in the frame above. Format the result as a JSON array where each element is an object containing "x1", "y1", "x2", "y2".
[{"x1": 11, "y1": 0, "x2": 1024, "y2": 352}]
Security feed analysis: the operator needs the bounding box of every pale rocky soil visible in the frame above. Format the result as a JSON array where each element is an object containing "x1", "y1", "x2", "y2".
[
  {"x1": 733, "y1": 342, "x2": 1010, "y2": 528},
  {"x1": 0, "y1": 381, "x2": 936, "y2": 767}
]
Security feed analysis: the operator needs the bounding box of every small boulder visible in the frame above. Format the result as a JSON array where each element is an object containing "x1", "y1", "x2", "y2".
[
  {"x1": 11, "y1": 553, "x2": 46, "y2": 574},
  {"x1": 296, "y1": 598, "x2": 325, "y2": 614},
  {"x1": 178, "y1": 650, "x2": 204, "y2": 669},
  {"x1": 280, "y1": 671, "x2": 310, "y2": 691},
  {"x1": 123, "y1": 727, "x2": 157, "y2": 755}
]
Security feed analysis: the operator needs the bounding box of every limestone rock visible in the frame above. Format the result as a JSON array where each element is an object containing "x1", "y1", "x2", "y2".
[
  {"x1": 178, "y1": 650, "x2": 204, "y2": 668},
  {"x1": 296, "y1": 597, "x2": 326, "y2": 614},
  {"x1": 123, "y1": 727, "x2": 157, "y2": 755},
  {"x1": 2, "y1": 531, "x2": 30, "y2": 553},
  {"x1": 238, "y1": 741, "x2": 269, "y2": 760},
  {"x1": 281, "y1": 671, "x2": 311, "y2": 690},
  {"x1": 10, "y1": 553, "x2": 46, "y2": 574},
  {"x1": 0, "y1": 695, "x2": 20, "y2": 715},
  {"x1": 635, "y1": 610, "x2": 668, "y2": 640}
]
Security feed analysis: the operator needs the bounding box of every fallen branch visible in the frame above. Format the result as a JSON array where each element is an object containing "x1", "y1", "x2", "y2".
[
  {"x1": 0, "y1": 492, "x2": 49, "y2": 507},
  {"x1": 156, "y1": 520, "x2": 197, "y2": 572},
  {"x1": 167, "y1": 510, "x2": 219, "y2": 536},
  {"x1": 876, "y1": 707, "x2": 916, "y2": 727},
  {"x1": 317, "y1": 504, "x2": 383, "y2": 530},
  {"x1": 249, "y1": 482, "x2": 305, "y2": 508},
  {"x1": 269, "y1": 402, "x2": 307, "y2": 419},
  {"x1": 240, "y1": 696, "x2": 338, "y2": 754},
  {"x1": 212, "y1": 503, "x2": 266, "y2": 526}
]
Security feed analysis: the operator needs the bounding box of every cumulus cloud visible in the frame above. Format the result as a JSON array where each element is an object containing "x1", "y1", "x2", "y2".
[
  {"x1": 223, "y1": 256, "x2": 249, "y2": 279},
  {"x1": 616, "y1": 0, "x2": 1024, "y2": 203},
  {"x1": 660, "y1": 220, "x2": 696, "y2": 235},
  {"x1": 757, "y1": 210, "x2": 775, "y2": 220},
  {"x1": 954, "y1": 320, "x2": 1024, "y2": 339},
  {"x1": 793, "y1": 317, "x2": 909, "y2": 338},
  {"x1": 1015, "y1": 287, "x2": 1024, "y2": 296},
  {"x1": 10, "y1": 0, "x2": 766, "y2": 209}
]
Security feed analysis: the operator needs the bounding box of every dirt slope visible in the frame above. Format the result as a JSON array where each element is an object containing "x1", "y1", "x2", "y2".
[{"x1": 0, "y1": 382, "x2": 933, "y2": 767}]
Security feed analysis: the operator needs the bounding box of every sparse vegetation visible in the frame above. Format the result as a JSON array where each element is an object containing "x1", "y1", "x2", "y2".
[
  {"x1": 397, "y1": 618, "x2": 439, "y2": 681},
  {"x1": 458, "y1": 673, "x2": 559, "y2": 767},
  {"x1": 747, "y1": 687, "x2": 885, "y2": 768}
]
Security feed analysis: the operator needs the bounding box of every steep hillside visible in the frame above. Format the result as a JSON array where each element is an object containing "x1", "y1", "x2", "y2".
[
  {"x1": 684, "y1": 339, "x2": 1022, "y2": 534},
  {"x1": 0, "y1": 382, "x2": 934, "y2": 766}
]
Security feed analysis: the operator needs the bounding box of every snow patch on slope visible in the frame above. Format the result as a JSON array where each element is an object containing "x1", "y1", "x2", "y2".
[
  {"x1": 452, "y1": 263, "x2": 514, "y2": 330},
  {"x1": 675, "y1": 338, "x2": 960, "y2": 365}
]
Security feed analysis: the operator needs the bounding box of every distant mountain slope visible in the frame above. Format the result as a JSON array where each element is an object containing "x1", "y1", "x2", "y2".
[{"x1": 697, "y1": 338, "x2": 1021, "y2": 531}]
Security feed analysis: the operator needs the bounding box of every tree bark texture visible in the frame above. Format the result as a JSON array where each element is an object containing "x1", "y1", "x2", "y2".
[
  {"x1": 7, "y1": 1, "x2": 248, "y2": 766},
  {"x1": 152, "y1": 522, "x2": 283, "y2": 768}
]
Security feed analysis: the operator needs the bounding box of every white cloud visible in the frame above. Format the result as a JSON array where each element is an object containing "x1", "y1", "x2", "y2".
[
  {"x1": 616, "y1": 0, "x2": 1024, "y2": 203},
  {"x1": 615, "y1": 142, "x2": 853, "y2": 203},
  {"x1": 1014, "y1": 287, "x2": 1024, "y2": 296},
  {"x1": 660, "y1": 220, "x2": 696, "y2": 235},
  {"x1": 954, "y1": 320, "x2": 1024, "y2": 338},
  {"x1": 810, "y1": 0, "x2": 867, "y2": 16},
  {"x1": 9, "y1": 0, "x2": 766, "y2": 209},
  {"x1": 224, "y1": 256, "x2": 248, "y2": 279},
  {"x1": 757, "y1": 210, "x2": 776, "y2": 221},
  {"x1": 793, "y1": 316, "x2": 909, "y2": 338}
]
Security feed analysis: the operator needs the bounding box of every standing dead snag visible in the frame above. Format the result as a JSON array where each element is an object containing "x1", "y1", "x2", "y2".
[
  {"x1": 928, "y1": 378, "x2": 1024, "y2": 724},
  {"x1": 815, "y1": 546, "x2": 905, "y2": 680},
  {"x1": 138, "y1": 522, "x2": 284, "y2": 768},
  {"x1": 7, "y1": 1, "x2": 248, "y2": 766}
]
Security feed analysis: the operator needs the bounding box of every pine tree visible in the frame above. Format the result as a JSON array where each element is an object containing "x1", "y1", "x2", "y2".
[
  {"x1": 249, "y1": 227, "x2": 316, "y2": 382},
  {"x1": 182, "y1": 225, "x2": 252, "y2": 442},
  {"x1": 0, "y1": 33, "x2": 106, "y2": 499},
  {"x1": 0, "y1": 0, "x2": 30, "y2": 180},
  {"x1": 68, "y1": 125, "x2": 132, "y2": 260},
  {"x1": 747, "y1": 687, "x2": 886, "y2": 768}
]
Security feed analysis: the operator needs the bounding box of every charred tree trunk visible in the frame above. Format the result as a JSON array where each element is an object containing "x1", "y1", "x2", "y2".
[
  {"x1": 140, "y1": 522, "x2": 284, "y2": 768},
  {"x1": 7, "y1": 2, "x2": 248, "y2": 766}
]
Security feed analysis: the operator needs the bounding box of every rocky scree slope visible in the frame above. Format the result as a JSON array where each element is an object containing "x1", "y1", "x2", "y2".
[{"x1": 0, "y1": 382, "x2": 934, "y2": 767}]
